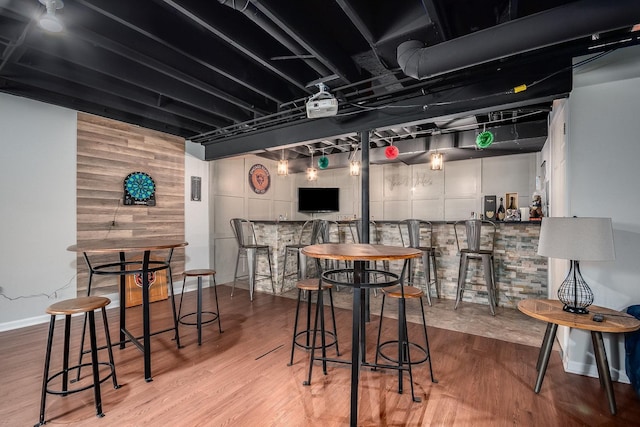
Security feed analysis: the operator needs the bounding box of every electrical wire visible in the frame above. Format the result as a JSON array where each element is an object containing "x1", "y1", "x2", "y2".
[{"x1": 0, "y1": 273, "x2": 77, "y2": 301}]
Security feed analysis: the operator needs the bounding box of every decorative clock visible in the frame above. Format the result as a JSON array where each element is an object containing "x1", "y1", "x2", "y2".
[
  {"x1": 248, "y1": 164, "x2": 270, "y2": 194},
  {"x1": 123, "y1": 172, "x2": 156, "y2": 206}
]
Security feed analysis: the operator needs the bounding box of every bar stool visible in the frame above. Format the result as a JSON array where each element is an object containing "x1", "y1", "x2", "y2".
[
  {"x1": 230, "y1": 218, "x2": 275, "y2": 301},
  {"x1": 281, "y1": 219, "x2": 323, "y2": 291},
  {"x1": 178, "y1": 269, "x2": 222, "y2": 345},
  {"x1": 454, "y1": 219, "x2": 497, "y2": 315},
  {"x1": 374, "y1": 283, "x2": 436, "y2": 402},
  {"x1": 36, "y1": 296, "x2": 119, "y2": 426},
  {"x1": 398, "y1": 219, "x2": 440, "y2": 306},
  {"x1": 288, "y1": 278, "x2": 340, "y2": 369}
]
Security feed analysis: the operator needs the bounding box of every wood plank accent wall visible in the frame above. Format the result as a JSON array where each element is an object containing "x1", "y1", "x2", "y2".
[{"x1": 76, "y1": 113, "x2": 185, "y2": 295}]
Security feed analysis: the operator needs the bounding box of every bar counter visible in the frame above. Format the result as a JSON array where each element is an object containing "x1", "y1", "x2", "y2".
[{"x1": 251, "y1": 220, "x2": 546, "y2": 309}]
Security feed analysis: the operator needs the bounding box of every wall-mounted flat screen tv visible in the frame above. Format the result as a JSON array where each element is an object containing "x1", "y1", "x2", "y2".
[{"x1": 298, "y1": 187, "x2": 340, "y2": 213}]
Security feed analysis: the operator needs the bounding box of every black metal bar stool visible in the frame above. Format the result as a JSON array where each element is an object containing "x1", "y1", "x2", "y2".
[
  {"x1": 178, "y1": 269, "x2": 222, "y2": 345},
  {"x1": 230, "y1": 218, "x2": 275, "y2": 301},
  {"x1": 398, "y1": 219, "x2": 440, "y2": 306},
  {"x1": 36, "y1": 296, "x2": 119, "y2": 426},
  {"x1": 281, "y1": 220, "x2": 323, "y2": 291},
  {"x1": 374, "y1": 284, "x2": 437, "y2": 402},
  {"x1": 454, "y1": 219, "x2": 497, "y2": 315},
  {"x1": 288, "y1": 278, "x2": 340, "y2": 367}
]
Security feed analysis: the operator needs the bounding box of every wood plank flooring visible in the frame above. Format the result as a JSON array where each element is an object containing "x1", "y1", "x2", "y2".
[{"x1": 1, "y1": 285, "x2": 638, "y2": 426}]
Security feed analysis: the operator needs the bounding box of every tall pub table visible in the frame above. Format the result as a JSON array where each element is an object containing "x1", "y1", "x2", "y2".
[
  {"x1": 301, "y1": 243, "x2": 422, "y2": 427},
  {"x1": 518, "y1": 299, "x2": 640, "y2": 414},
  {"x1": 68, "y1": 238, "x2": 188, "y2": 382}
]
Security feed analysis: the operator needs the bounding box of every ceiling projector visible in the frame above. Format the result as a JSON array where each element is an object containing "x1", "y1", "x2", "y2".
[
  {"x1": 306, "y1": 83, "x2": 338, "y2": 118},
  {"x1": 306, "y1": 97, "x2": 338, "y2": 118}
]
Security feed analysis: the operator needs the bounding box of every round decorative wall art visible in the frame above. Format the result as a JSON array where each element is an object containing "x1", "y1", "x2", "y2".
[{"x1": 248, "y1": 164, "x2": 271, "y2": 194}]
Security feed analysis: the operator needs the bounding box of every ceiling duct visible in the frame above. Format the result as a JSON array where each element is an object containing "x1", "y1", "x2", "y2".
[{"x1": 397, "y1": 0, "x2": 640, "y2": 80}]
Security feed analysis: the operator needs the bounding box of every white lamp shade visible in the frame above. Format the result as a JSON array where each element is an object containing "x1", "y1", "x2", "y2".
[{"x1": 537, "y1": 217, "x2": 615, "y2": 261}]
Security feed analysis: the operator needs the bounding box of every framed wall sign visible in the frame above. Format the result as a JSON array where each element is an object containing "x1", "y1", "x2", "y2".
[
  {"x1": 248, "y1": 164, "x2": 270, "y2": 194},
  {"x1": 124, "y1": 171, "x2": 156, "y2": 206}
]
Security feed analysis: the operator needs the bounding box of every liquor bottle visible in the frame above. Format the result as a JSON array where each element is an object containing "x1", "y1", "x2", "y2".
[
  {"x1": 508, "y1": 196, "x2": 516, "y2": 210},
  {"x1": 497, "y1": 197, "x2": 505, "y2": 221}
]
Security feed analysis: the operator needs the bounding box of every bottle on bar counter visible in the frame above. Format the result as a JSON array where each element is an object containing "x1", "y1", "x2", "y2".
[{"x1": 497, "y1": 197, "x2": 505, "y2": 221}]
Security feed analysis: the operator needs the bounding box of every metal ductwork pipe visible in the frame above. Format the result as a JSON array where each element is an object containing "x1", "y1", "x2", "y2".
[{"x1": 398, "y1": 0, "x2": 640, "y2": 80}]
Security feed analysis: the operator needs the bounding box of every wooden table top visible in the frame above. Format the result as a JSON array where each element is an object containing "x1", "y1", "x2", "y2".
[
  {"x1": 518, "y1": 299, "x2": 640, "y2": 333},
  {"x1": 302, "y1": 243, "x2": 421, "y2": 262},
  {"x1": 67, "y1": 238, "x2": 188, "y2": 253}
]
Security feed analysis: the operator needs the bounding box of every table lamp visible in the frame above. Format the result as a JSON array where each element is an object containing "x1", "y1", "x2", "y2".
[{"x1": 537, "y1": 217, "x2": 615, "y2": 314}]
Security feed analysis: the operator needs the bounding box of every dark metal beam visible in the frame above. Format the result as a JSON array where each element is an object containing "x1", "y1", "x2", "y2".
[
  {"x1": 334, "y1": 0, "x2": 388, "y2": 69},
  {"x1": 250, "y1": 0, "x2": 363, "y2": 84},
  {"x1": 160, "y1": 0, "x2": 310, "y2": 93},
  {"x1": 4, "y1": 65, "x2": 211, "y2": 135},
  {"x1": 71, "y1": 28, "x2": 272, "y2": 117},
  {"x1": 203, "y1": 65, "x2": 570, "y2": 159},
  {"x1": 75, "y1": 0, "x2": 296, "y2": 104},
  {"x1": 14, "y1": 54, "x2": 230, "y2": 128},
  {"x1": 26, "y1": 32, "x2": 251, "y2": 123}
]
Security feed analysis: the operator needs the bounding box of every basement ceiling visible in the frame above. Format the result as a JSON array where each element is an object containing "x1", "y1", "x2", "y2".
[{"x1": 1, "y1": 1, "x2": 639, "y2": 166}]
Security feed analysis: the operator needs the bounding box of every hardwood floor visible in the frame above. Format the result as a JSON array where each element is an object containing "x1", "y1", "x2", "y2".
[{"x1": 1, "y1": 285, "x2": 638, "y2": 426}]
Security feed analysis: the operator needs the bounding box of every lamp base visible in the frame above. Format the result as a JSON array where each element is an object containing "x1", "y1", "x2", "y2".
[
  {"x1": 562, "y1": 304, "x2": 589, "y2": 315},
  {"x1": 557, "y1": 260, "x2": 593, "y2": 315}
]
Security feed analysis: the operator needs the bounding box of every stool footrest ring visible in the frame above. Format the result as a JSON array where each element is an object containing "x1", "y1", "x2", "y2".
[
  {"x1": 294, "y1": 329, "x2": 338, "y2": 351},
  {"x1": 46, "y1": 362, "x2": 118, "y2": 395},
  {"x1": 178, "y1": 311, "x2": 220, "y2": 326},
  {"x1": 377, "y1": 340, "x2": 430, "y2": 365}
]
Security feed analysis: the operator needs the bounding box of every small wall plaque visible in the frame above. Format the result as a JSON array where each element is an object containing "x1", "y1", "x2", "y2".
[{"x1": 191, "y1": 176, "x2": 201, "y2": 201}]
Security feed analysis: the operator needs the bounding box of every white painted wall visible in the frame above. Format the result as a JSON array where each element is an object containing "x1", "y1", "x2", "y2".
[
  {"x1": 184, "y1": 142, "x2": 211, "y2": 290},
  {"x1": 561, "y1": 44, "x2": 640, "y2": 382},
  {"x1": 210, "y1": 152, "x2": 537, "y2": 283},
  {"x1": 0, "y1": 93, "x2": 77, "y2": 330},
  {"x1": 0, "y1": 94, "x2": 210, "y2": 330}
]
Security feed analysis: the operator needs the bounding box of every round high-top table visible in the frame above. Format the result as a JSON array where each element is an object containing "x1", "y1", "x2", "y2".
[
  {"x1": 68, "y1": 238, "x2": 188, "y2": 382},
  {"x1": 301, "y1": 243, "x2": 421, "y2": 427},
  {"x1": 518, "y1": 299, "x2": 640, "y2": 414}
]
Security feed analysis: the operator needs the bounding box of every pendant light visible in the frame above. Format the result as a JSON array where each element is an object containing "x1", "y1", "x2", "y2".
[
  {"x1": 39, "y1": 0, "x2": 64, "y2": 33},
  {"x1": 430, "y1": 152, "x2": 443, "y2": 170},
  {"x1": 306, "y1": 147, "x2": 317, "y2": 181},
  {"x1": 277, "y1": 150, "x2": 288, "y2": 176},
  {"x1": 349, "y1": 144, "x2": 360, "y2": 176}
]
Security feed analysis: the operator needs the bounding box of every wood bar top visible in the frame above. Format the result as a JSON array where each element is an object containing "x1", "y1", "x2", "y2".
[
  {"x1": 302, "y1": 243, "x2": 421, "y2": 262},
  {"x1": 67, "y1": 238, "x2": 188, "y2": 253},
  {"x1": 518, "y1": 299, "x2": 640, "y2": 333}
]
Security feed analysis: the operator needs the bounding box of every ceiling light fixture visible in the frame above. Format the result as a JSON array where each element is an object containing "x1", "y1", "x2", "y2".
[
  {"x1": 39, "y1": 0, "x2": 64, "y2": 33},
  {"x1": 306, "y1": 147, "x2": 317, "y2": 181},
  {"x1": 349, "y1": 143, "x2": 360, "y2": 176},
  {"x1": 350, "y1": 161, "x2": 360, "y2": 176},
  {"x1": 277, "y1": 159, "x2": 288, "y2": 176},
  {"x1": 430, "y1": 152, "x2": 443, "y2": 170}
]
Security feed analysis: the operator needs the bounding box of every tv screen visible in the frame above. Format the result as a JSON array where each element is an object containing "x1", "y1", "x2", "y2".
[{"x1": 298, "y1": 187, "x2": 340, "y2": 213}]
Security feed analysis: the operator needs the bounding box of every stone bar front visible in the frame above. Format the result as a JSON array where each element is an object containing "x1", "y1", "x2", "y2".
[{"x1": 252, "y1": 220, "x2": 547, "y2": 309}]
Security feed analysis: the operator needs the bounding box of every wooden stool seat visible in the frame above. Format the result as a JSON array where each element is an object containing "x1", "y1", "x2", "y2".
[
  {"x1": 296, "y1": 278, "x2": 333, "y2": 292},
  {"x1": 46, "y1": 296, "x2": 111, "y2": 316},
  {"x1": 381, "y1": 285, "x2": 423, "y2": 299},
  {"x1": 183, "y1": 269, "x2": 216, "y2": 277},
  {"x1": 36, "y1": 297, "x2": 119, "y2": 426},
  {"x1": 178, "y1": 268, "x2": 222, "y2": 345}
]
